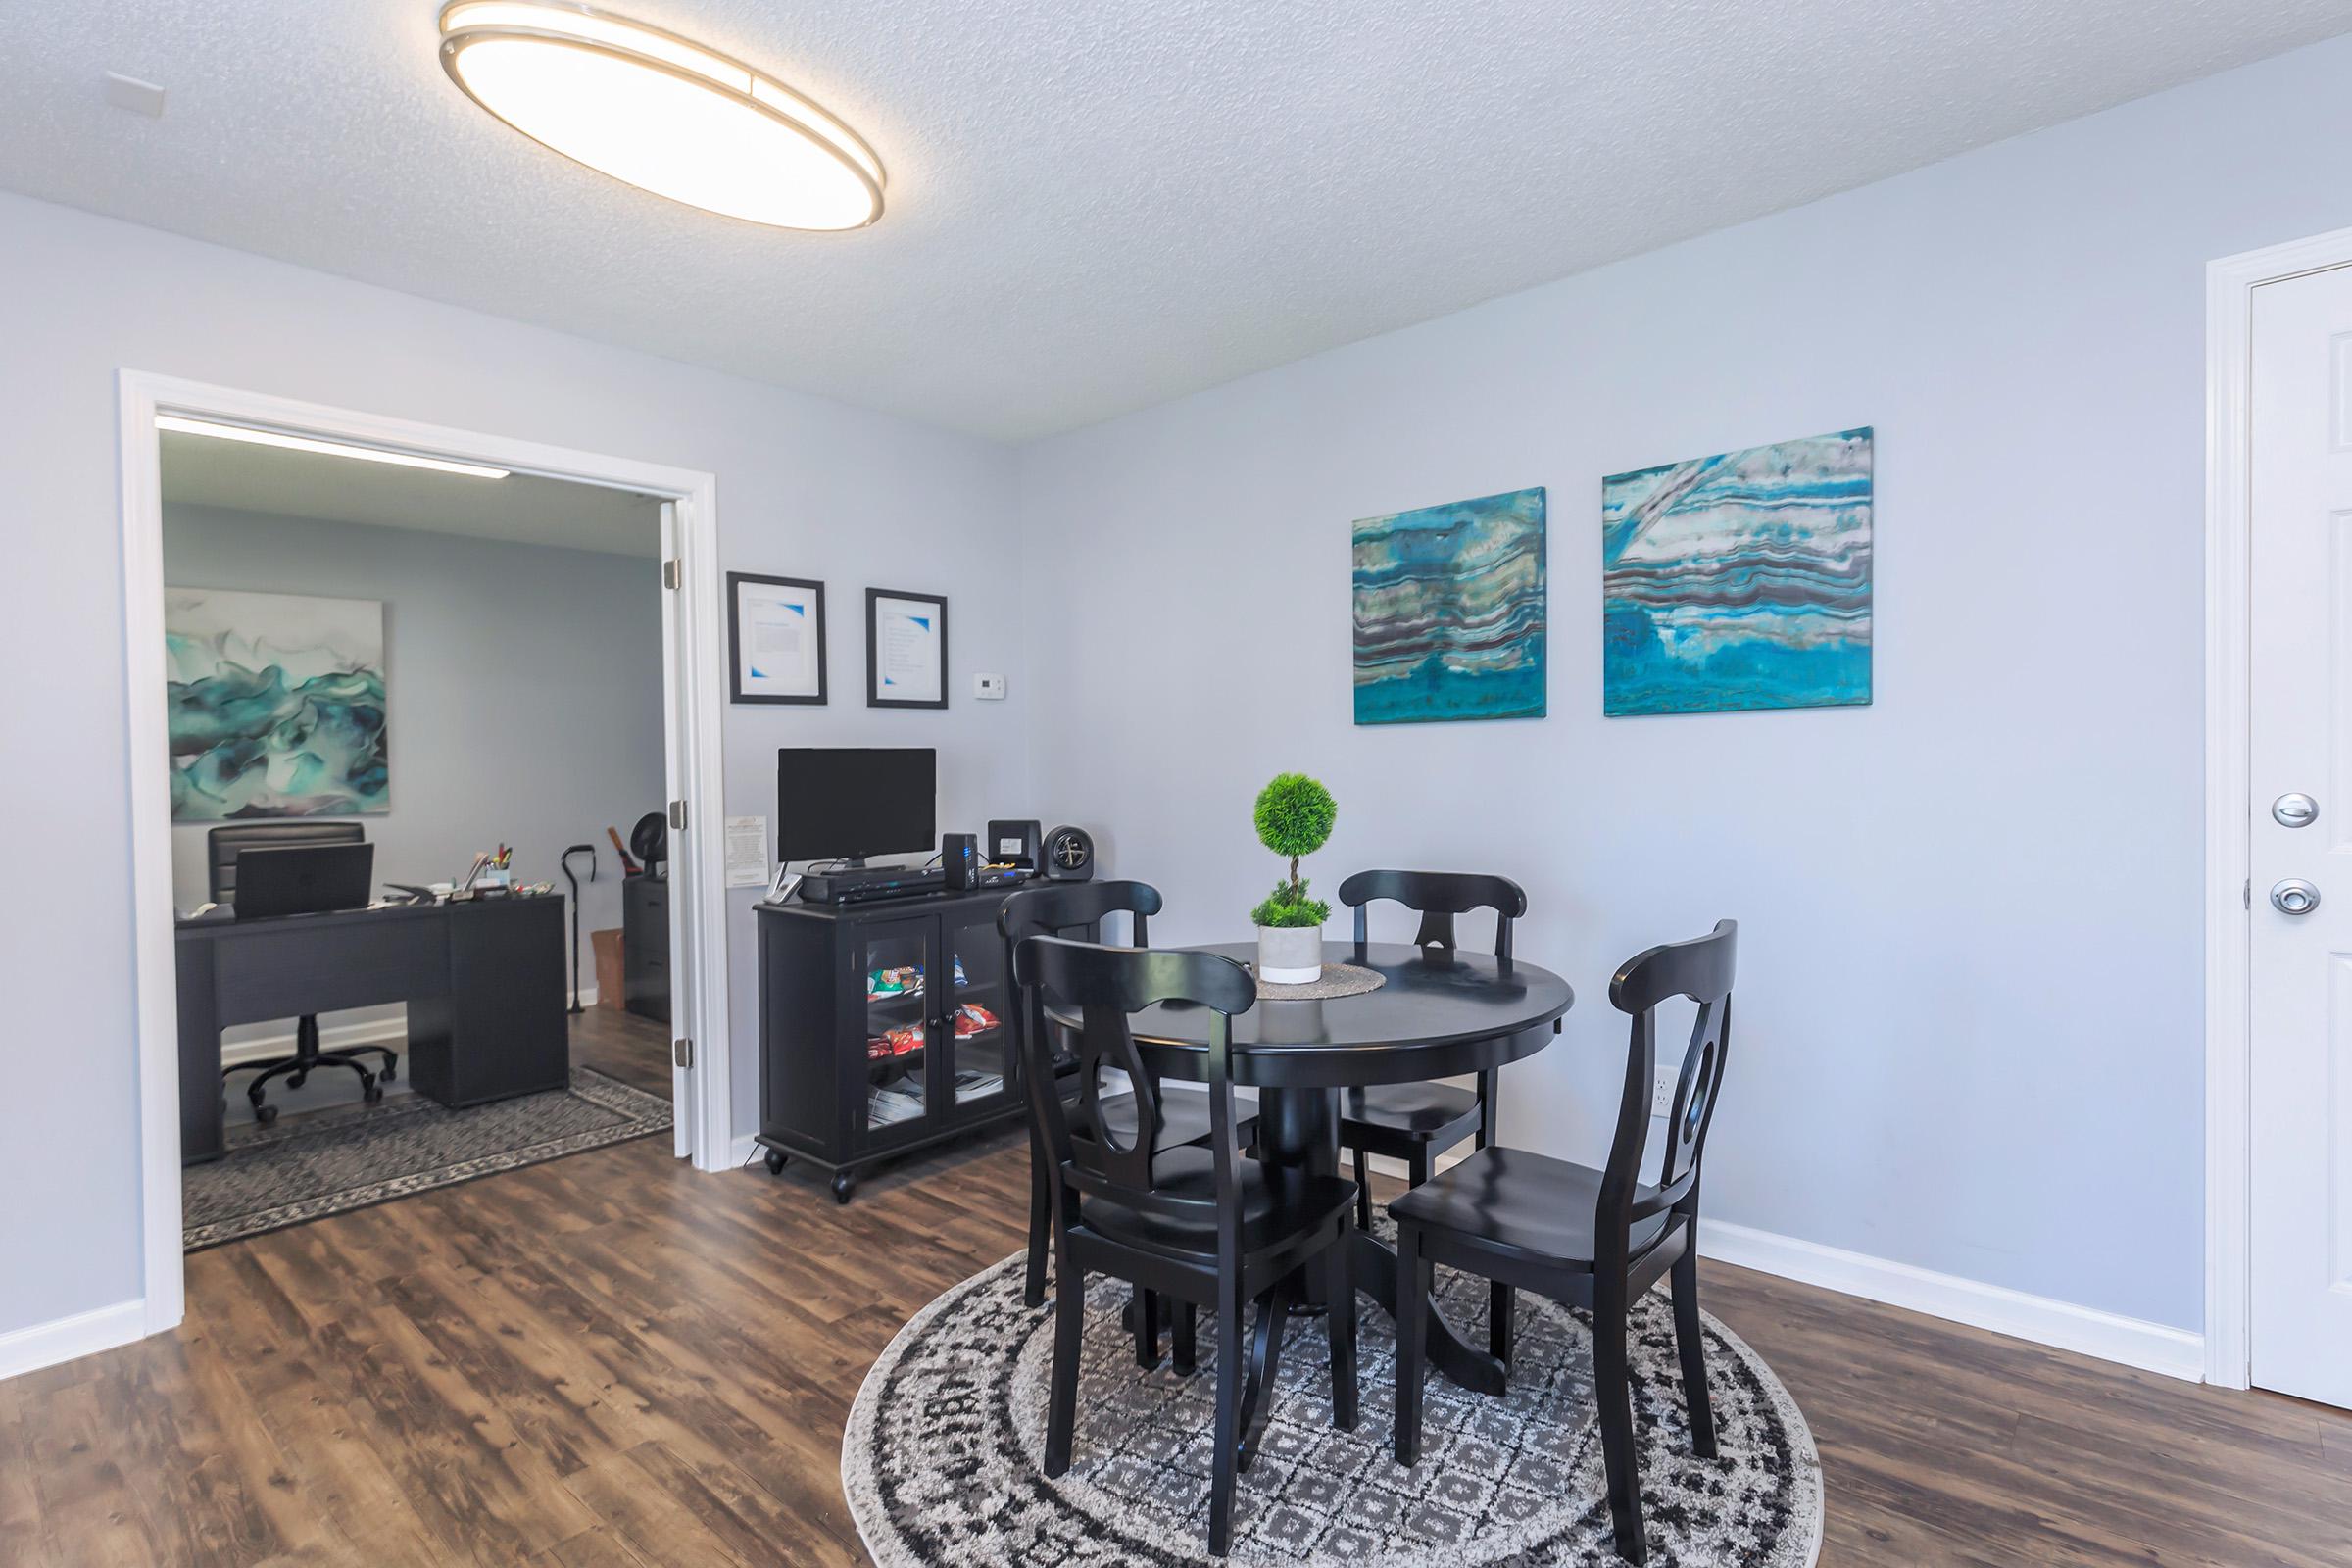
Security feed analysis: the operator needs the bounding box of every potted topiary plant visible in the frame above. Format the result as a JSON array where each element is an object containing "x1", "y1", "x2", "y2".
[{"x1": 1250, "y1": 771, "x2": 1336, "y2": 984}]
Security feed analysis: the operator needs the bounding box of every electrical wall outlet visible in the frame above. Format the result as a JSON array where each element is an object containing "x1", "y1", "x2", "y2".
[
  {"x1": 974, "y1": 672, "x2": 1007, "y2": 700},
  {"x1": 1651, "y1": 1067, "x2": 1679, "y2": 1118}
]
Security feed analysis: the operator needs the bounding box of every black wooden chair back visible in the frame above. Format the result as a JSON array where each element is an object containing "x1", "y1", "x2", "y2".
[
  {"x1": 1012, "y1": 935, "x2": 1254, "y2": 1232},
  {"x1": 1339, "y1": 869, "x2": 1526, "y2": 960},
  {"x1": 1001, "y1": 879, "x2": 1160, "y2": 1078},
  {"x1": 1596, "y1": 919, "x2": 1738, "y2": 1267}
]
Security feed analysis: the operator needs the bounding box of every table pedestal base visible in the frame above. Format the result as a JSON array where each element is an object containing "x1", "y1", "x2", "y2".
[{"x1": 1257, "y1": 1087, "x2": 1506, "y2": 1395}]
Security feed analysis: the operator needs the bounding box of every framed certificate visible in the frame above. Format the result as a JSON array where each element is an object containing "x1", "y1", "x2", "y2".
[
  {"x1": 728, "y1": 572, "x2": 827, "y2": 705},
  {"x1": 866, "y1": 587, "x2": 948, "y2": 709}
]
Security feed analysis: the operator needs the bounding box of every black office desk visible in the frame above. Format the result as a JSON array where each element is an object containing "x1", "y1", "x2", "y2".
[{"x1": 176, "y1": 894, "x2": 568, "y2": 1164}]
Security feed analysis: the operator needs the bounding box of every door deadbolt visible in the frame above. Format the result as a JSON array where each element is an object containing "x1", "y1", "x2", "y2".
[
  {"x1": 2274, "y1": 793, "x2": 2320, "y2": 829},
  {"x1": 2272, "y1": 879, "x2": 2322, "y2": 916}
]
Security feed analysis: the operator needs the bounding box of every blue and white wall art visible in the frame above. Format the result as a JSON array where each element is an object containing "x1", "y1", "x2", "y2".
[
  {"x1": 1352, "y1": 486, "x2": 1547, "y2": 724},
  {"x1": 165, "y1": 586, "x2": 389, "y2": 819},
  {"x1": 1601, "y1": 427, "x2": 1873, "y2": 716}
]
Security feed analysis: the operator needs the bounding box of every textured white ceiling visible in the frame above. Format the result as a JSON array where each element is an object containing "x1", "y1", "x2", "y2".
[
  {"x1": 161, "y1": 430, "x2": 665, "y2": 557},
  {"x1": 7, "y1": 2, "x2": 2350, "y2": 440}
]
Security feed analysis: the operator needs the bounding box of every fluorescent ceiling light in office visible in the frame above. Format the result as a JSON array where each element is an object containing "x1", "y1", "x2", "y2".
[
  {"x1": 154, "y1": 416, "x2": 514, "y2": 479},
  {"x1": 437, "y1": 1, "x2": 886, "y2": 232}
]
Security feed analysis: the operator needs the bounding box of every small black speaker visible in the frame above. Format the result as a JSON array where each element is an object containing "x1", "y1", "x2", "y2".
[
  {"x1": 986, "y1": 818, "x2": 1041, "y2": 872},
  {"x1": 942, "y1": 832, "x2": 978, "y2": 890},
  {"x1": 1043, "y1": 824, "x2": 1096, "y2": 882}
]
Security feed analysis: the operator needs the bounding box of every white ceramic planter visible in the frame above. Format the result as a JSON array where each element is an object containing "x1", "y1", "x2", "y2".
[{"x1": 1255, "y1": 924, "x2": 1323, "y2": 986}]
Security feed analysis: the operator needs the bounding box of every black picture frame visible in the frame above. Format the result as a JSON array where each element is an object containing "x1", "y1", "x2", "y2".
[
  {"x1": 727, "y1": 571, "x2": 828, "y2": 705},
  {"x1": 865, "y1": 587, "x2": 949, "y2": 710}
]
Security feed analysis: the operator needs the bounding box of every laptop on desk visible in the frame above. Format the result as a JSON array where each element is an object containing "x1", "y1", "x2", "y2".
[{"x1": 231, "y1": 842, "x2": 376, "y2": 919}]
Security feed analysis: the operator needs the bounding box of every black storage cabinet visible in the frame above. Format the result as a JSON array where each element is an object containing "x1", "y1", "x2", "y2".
[
  {"x1": 755, "y1": 886, "x2": 1060, "y2": 1202},
  {"x1": 622, "y1": 873, "x2": 670, "y2": 1023}
]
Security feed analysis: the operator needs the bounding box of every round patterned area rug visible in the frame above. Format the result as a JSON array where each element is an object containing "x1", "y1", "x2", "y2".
[{"x1": 844, "y1": 1243, "x2": 1823, "y2": 1566}]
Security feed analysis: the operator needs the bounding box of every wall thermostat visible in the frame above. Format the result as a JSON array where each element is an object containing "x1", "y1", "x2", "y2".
[{"x1": 974, "y1": 672, "x2": 1007, "y2": 700}]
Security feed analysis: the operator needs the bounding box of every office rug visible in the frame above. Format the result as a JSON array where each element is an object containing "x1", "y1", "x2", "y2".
[
  {"x1": 844, "y1": 1238, "x2": 1823, "y2": 1567},
  {"x1": 182, "y1": 1067, "x2": 671, "y2": 1250}
]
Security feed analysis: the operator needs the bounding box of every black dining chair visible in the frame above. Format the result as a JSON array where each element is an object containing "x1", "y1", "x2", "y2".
[
  {"x1": 1336, "y1": 870, "x2": 1526, "y2": 1223},
  {"x1": 1001, "y1": 880, "x2": 1256, "y2": 1311},
  {"x1": 1390, "y1": 919, "x2": 1736, "y2": 1566},
  {"x1": 1016, "y1": 933, "x2": 1358, "y2": 1558}
]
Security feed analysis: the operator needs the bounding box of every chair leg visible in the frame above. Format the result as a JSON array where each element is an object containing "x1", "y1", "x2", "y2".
[
  {"x1": 1024, "y1": 1124, "x2": 1051, "y2": 1308},
  {"x1": 1490, "y1": 1281, "x2": 1515, "y2": 1370},
  {"x1": 1672, "y1": 1243, "x2": 1716, "y2": 1458},
  {"x1": 1173, "y1": 1300, "x2": 1197, "y2": 1375},
  {"x1": 1045, "y1": 1253, "x2": 1083, "y2": 1477},
  {"x1": 1394, "y1": 1224, "x2": 1425, "y2": 1464},
  {"x1": 348, "y1": 1043, "x2": 399, "y2": 1080},
  {"x1": 1352, "y1": 1142, "x2": 1372, "y2": 1229},
  {"x1": 1325, "y1": 1231, "x2": 1357, "y2": 1431},
  {"x1": 1135, "y1": 1289, "x2": 1161, "y2": 1371},
  {"x1": 1594, "y1": 1273, "x2": 1646, "y2": 1564},
  {"x1": 1209, "y1": 1272, "x2": 1245, "y2": 1556}
]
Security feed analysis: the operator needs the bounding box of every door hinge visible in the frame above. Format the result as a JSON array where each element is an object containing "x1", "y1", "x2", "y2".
[
  {"x1": 669, "y1": 799, "x2": 687, "y2": 832},
  {"x1": 672, "y1": 1038, "x2": 694, "y2": 1069},
  {"x1": 662, "y1": 558, "x2": 682, "y2": 590},
  {"x1": 2244, "y1": 878, "x2": 2252, "y2": 910}
]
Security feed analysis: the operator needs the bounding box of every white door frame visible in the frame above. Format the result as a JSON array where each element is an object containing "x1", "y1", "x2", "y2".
[
  {"x1": 2203, "y1": 224, "x2": 2352, "y2": 1389},
  {"x1": 118, "y1": 371, "x2": 736, "y2": 1339}
]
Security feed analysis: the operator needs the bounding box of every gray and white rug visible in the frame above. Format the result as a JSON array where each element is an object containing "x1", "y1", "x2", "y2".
[
  {"x1": 183, "y1": 1067, "x2": 671, "y2": 1250},
  {"x1": 845, "y1": 1245, "x2": 1822, "y2": 1566}
]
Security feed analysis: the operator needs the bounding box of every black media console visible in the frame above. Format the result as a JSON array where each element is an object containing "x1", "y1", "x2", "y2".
[{"x1": 754, "y1": 883, "x2": 1082, "y2": 1201}]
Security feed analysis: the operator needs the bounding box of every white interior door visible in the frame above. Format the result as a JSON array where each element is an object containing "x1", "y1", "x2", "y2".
[
  {"x1": 659, "y1": 500, "x2": 693, "y2": 1160},
  {"x1": 2249, "y1": 262, "x2": 2352, "y2": 1408}
]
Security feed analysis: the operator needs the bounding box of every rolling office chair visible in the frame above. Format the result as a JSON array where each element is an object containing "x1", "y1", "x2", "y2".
[{"x1": 210, "y1": 822, "x2": 398, "y2": 1123}]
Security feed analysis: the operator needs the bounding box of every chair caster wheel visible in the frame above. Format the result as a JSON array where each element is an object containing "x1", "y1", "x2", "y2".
[
  {"x1": 380, "y1": 1061, "x2": 397, "y2": 1083},
  {"x1": 253, "y1": 1103, "x2": 279, "y2": 1125},
  {"x1": 831, "y1": 1171, "x2": 855, "y2": 1203},
  {"x1": 364, "y1": 1082, "x2": 384, "y2": 1104},
  {"x1": 764, "y1": 1149, "x2": 788, "y2": 1176}
]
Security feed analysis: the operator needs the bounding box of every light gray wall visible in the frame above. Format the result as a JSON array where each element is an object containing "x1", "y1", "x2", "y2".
[
  {"x1": 161, "y1": 504, "x2": 665, "y2": 1030},
  {"x1": 1017, "y1": 34, "x2": 2352, "y2": 1335},
  {"x1": 0, "y1": 191, "x2": 1026, "y2": 1341}
]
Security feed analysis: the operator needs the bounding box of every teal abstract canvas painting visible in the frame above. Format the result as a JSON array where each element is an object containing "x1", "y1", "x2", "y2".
[
  {"x1": 1352, "y1": 487, "x2": 1547, "y2": 724},
  {"x1": 165, "y1": 587, "x2": 390, "y2": 819},
  {"x1": 1602, "y1": 428, "x2": 1873, "y2": 716}
]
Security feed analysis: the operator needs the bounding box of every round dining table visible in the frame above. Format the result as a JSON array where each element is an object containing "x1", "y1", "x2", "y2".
[{"x1": 1054, "y1": 937, "x2": 1573, "y2": 1394}]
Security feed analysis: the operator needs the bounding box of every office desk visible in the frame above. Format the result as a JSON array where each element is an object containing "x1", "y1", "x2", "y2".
[{"x1": 176, "y1": 894, "x2": 568, "y2": 1164}]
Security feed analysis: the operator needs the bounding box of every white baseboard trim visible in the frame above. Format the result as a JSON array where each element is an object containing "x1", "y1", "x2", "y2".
[
  {"x1": 729, "y1": 1131, "x2": 763, "y2": 1169},
  {"x1": 1697, "y1": 1218, "x2": 2206, "y2": 1383},
  {"x1": 220, "y1": 989, "x2": 600, "y2": 1067},
  {"x1": 0, "y1": 1298, "x2": 148, "y2": 1382},
  {"x1": 1366, "y1": 1151, "x2": 2201, "y2": 1381}
]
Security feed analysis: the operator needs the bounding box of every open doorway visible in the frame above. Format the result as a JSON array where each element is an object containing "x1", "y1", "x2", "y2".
[{"x1": 120, "y1": 374, "x2": 731, "y2": 1339}]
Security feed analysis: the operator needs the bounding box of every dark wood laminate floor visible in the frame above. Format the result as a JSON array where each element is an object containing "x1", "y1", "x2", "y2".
[
  {"x1": 568, "y1": 1004, "x2": 677, "y2": 1098},
  {"x1": 6, "y1": 1011, "x2": 2348, "y2": 1565}
]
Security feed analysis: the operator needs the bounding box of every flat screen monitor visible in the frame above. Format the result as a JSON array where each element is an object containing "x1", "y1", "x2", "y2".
[{"x1": 777, "y1": 747, "x2": 936, "y2": 865}]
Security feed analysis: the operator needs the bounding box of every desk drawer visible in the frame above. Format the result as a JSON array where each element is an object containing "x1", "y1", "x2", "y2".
[{"x1": 214, "y1": 916, "x2": 445, "y2": 1025}]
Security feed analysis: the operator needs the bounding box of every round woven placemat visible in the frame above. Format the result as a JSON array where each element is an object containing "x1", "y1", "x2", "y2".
[{"x1": 1250, "y1": 962, "x2": 1386, "y2": 1001}]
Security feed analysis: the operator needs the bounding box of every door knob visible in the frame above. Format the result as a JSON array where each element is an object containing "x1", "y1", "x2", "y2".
[
  {"x1": 2274, "y1": 793, "x2": 2320, "y2": 828},
  {"x1": 2272, "y1": 879, "x2": 2322, "y2": 915}
]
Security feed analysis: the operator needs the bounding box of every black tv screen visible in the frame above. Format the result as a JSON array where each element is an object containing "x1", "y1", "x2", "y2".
[{"x1": 777, "y1": 747, "x2": 936, "y2": 864}]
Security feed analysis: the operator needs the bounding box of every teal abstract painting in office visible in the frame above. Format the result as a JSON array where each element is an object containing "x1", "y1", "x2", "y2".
[
  {"x1": 1602, "y1": 427, "x2": 1873, "y2": 716},
  {"x1": 1352, "y1": 487, "x2": 1546, "y2": 724},
  {"x1": 164, "y1": 587, "x2": 389, "y2": 819}
]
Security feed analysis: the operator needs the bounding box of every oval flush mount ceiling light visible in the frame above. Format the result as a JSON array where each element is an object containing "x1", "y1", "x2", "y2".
[{"x1": 438, "y1": 1, "x2": 884, "y2": 231}]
